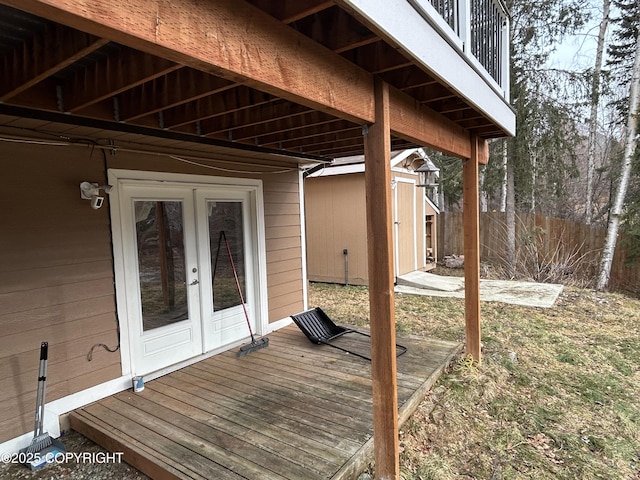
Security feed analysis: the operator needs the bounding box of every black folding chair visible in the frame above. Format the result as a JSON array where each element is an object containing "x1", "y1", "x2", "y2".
[{"x1": 290, "y1": 307, "x2": 407, "y2": 361}]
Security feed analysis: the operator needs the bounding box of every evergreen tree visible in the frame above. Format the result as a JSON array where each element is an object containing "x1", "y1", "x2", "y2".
[
  {"x1": 597, "y1": 0, "x2": 640, "y2": 289},
  {"x1": 501, "y1": 0, "x2": 587, "y2": 217}
]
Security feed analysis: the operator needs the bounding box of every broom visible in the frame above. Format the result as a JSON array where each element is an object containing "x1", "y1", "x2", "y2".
[
  {"x1": 23, "y1": 342, "x2": 52, "y2": 454},
  {"x1": 214, "y1": 231, "x2": 269, "y2": 357},
  {"x1": 20, "y1": 342, "x2": 66, "y2": 469}
]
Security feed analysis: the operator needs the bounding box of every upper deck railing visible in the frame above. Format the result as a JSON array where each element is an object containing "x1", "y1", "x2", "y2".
[{"x1": 409, "y1": 0, "x2": 510, "y2": 99}]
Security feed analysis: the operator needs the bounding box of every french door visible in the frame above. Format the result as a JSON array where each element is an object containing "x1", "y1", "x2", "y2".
[{"x1": 117, "y1": 180, "x2": 259, "y2": 375}]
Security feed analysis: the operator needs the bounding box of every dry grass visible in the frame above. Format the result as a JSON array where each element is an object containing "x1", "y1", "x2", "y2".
[{"x1": 308, "y1": 281, "x2": 640, "y2": 480}]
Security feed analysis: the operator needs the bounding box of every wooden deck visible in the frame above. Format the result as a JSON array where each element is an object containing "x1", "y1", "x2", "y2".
[{"x1": 69, "y1": 325, "x2": 461, "y2": 480}]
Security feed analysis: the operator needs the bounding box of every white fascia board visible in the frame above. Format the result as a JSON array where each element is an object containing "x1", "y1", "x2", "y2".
[
  {"x1": 308, "y1": 163, "x2": 365, "y2": 177},
  {"x1": 341, "y1": 0, "x2": 516, "y2": 136},
  {"x1": 425, "y1": 194, "x2": 441, "y2": 214},
  {"x1": 390, "y1": 148, "x2": 420, "y2": 167}
]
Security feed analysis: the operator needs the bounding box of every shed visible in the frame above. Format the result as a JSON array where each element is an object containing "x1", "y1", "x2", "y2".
[{"x1": 305, "y1": 149, "x2": 440, "y2": 285}]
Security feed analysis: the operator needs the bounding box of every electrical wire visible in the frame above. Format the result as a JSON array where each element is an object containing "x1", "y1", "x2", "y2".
[
  {"x1": 0, "y1": 129, "x2": 304, "y2": 360},
  {"x1": 0, "y1": 128, "x2": 313, "y2": 174},
  {"x1": 0, "y1": 136, "x2": 71, "y2": 146},
  {"x1": 168, "y1": 154, "x2": 300, "y2": 174}
]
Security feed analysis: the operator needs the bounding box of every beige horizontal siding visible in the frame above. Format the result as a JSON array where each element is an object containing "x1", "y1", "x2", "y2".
[
  {"x1": 263, "y1": 173, "x2": 304, "y2": 322},
  {"x1": 0, "y1": 141, "x2": 121, "y2": 443},
  {"x1": 0, "y1": 140, "x2": 307, "y2": 443}
]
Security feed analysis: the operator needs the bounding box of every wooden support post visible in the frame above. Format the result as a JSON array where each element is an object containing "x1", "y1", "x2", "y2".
[
  {"x1": 364, "y1": 77, "x2": 399, "y2": 480},
  {"x1": 463, "y1": 135, "x2": 484, "y2": 363}
]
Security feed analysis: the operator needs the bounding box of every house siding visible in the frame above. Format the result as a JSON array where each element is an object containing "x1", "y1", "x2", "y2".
[
  {"x1": 0, "y1": 141, "x2": 120, "y2": 442},
  {"x1": 0, "y1": 140, "x2": 305, "y2": 443},
  {"x1": 263, "y1": 178, "x2": 305, "y2": 321}
]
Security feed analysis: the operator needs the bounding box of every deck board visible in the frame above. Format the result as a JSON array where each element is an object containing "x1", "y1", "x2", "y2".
[{"x1": 70, "y1": 324, "x2": 462, "y2": 480}]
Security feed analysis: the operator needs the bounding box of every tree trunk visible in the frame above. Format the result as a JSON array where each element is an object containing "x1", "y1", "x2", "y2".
[
  {"x1": 596, "y1": 28, "x2": 640, "y2": 291},
  {"x1": 479, "y1": 165, "x2": 488, "y2": 212},
  {"x1": 586, "y1": 0, "x2": 611, "y2": 225}
]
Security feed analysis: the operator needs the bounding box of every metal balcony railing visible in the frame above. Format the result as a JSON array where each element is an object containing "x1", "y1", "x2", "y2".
[{"x1": 411, "y1": 0, "x2": 509, "y2": 97}]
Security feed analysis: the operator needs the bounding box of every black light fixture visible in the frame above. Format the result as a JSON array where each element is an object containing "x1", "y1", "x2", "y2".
[{"x1": 416, "y1": 158, "x2": 439, "y2": 188}]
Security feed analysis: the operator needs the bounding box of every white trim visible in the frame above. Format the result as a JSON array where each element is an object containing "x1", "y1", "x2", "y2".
[
  {"x1": 421, "y1": 186, "x2": 427, "y2": 268},
  {"x1": 267, "y1": 316, "x2": 294, "y2": 333},
  {"x1": 425, "y1": 194, "x2": 441, "y2": 215},
  {"x1": 298, "y1": 169, "x2": 309, "y2": 311},
  {"x1": 0, "y1": 375, "x2": 131, "y2": 455},
  {"x1": 308, "y1": 163, "x2": 365, "y2": 177},
  {"x1": 390, "y1": 148, "x2": 421, "y2": 167},
  {"x1": 393, "y1": 177, "x2": 419, "y2": 275},
  {"x1": 108, "y1": 169, "x2": 268, "y2": 377},
  {"x1": 392, "y1": 179, "x2": 400, "y2": 278},
  {"x1": 0, "y1": 328, "x2": 278, "y2": 455},
  {"x1": 308, "y1": 149, "x2": 423, "y2": 178},
  {"x1": 342, "y1": 0, "x2": 515, "y2": 136}
]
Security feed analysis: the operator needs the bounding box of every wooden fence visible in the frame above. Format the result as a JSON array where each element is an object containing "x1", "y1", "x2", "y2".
[{"x1": 437, "y1": 212, "x2": 640, "y2": 294}]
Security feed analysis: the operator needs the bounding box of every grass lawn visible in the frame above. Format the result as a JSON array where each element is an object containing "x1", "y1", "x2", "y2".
[{"x1": 308, "y1": 281, "x2": 640, "y2": 480}]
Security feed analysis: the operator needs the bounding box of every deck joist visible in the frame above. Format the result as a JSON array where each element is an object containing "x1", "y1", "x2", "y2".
[{"x1": 69, "y1": 325, "x2": 462, "y2": 480}]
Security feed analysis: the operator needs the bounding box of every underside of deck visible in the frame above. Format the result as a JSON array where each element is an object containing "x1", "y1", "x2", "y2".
[{"x1": 69, "y1": 325, "x2": 461, "y2": 480}]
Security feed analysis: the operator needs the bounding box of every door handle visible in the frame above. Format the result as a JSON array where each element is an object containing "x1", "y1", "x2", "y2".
[{"x1": 189, "y1": 279, "x2": 199, "y2": 286}]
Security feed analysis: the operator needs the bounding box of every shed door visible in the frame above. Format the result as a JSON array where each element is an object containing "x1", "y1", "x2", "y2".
[{"x1": 393, "y1": 179, "x2": 417, "y2": 276}]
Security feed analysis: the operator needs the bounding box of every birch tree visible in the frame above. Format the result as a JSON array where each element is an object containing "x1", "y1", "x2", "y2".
[
  {"x1": 597, "y1": 21, "x2": 640, "y2": 290},
  {"x1": 585, "y1": 0, "x2": 611, "y2": 225}
]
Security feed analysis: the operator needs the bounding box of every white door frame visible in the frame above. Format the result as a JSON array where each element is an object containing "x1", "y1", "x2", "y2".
[{"x1": 108, "y1": 169, "x2": 268, "y2": 378}]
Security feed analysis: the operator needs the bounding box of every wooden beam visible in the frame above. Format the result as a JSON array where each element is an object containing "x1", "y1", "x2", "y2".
[
  {"x1": 462, "y1": 135, "x2": 483, "y2": 363},
  {"x1": 247, "y1": 0, "x2": 335, "y2": 24},
  {"x1": 63, "y1": 48, "x2": 181, "y2": 113},
  {"x1": 477, "y1": 135, "x2": 489, "y2": 165},
  {"x1": 156, "y1": 86, "x2": 275, "y2": 129},
  {"x1": 269, "y1": 126, "x2": 362, "y2": 150},
  {"x1": 6, "y1": 0, "x2": 375, "y2": 124},
  {"x1": 222, "y1": 110, "x2": 336, "y2": 142},
  {"x1": 0, "y1": 24, "x2": 108, "y2": 101},
  {"x1": 295, "y1": 134, "x2": 364, "y2": 155},
  {"x1": 279, "y1": 0, "x2": 335, "y2": 24},
  {"x1": 4, "y1": 0, "x2": 479, "y2": 158},
  {"x1": 200, "y1": 101, "x2": 314, "y2": 138},
  {"x1": 118, "y1": 69, "x2": 238, "y2": 122},
  {"x1": 388, "y1": 85, "x2": 471, "y2": 158},
  {"x1": 364, "y1": 77, "x2": 399, "y2": 480},
  {"x1": 340, "y1": 41, "x2": 411, "y2": 74}
]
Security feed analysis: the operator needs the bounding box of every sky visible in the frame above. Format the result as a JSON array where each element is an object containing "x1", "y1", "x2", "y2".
[{"x1": 545, "y1": 1, "x2": 615, "y2": 71}]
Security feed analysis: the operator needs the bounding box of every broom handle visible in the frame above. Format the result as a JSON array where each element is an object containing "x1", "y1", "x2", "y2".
[
  {"x1": 220, "y1": 231, "x2": 254, "y2": 340},
  {"x1": 33, "y1": 342, "x2": 48, "y2": 436}
]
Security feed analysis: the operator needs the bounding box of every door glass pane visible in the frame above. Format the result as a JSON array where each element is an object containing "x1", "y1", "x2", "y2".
[
  {"x1": 208, "y1": 202, "x2": 245, "y2": 312},
  {"x1": 135, "y1": 201, "x2": 188, "y2": 331}
]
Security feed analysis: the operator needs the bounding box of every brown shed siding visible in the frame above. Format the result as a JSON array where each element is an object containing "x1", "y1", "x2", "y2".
[
  {"x1": 305, "y1": 174, "x2": 369, "y2": 285},
  {"x1": 0, "y1": 140, "x2": 305, "y2": 443},
  {"x1": 305, "y1": 169, "x2": 434, "y2": 285}
]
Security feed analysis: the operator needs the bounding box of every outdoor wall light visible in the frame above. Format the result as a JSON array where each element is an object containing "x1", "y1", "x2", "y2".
[{"x1": 80, "y1": 181, "x2": 112, "y2": 209}]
